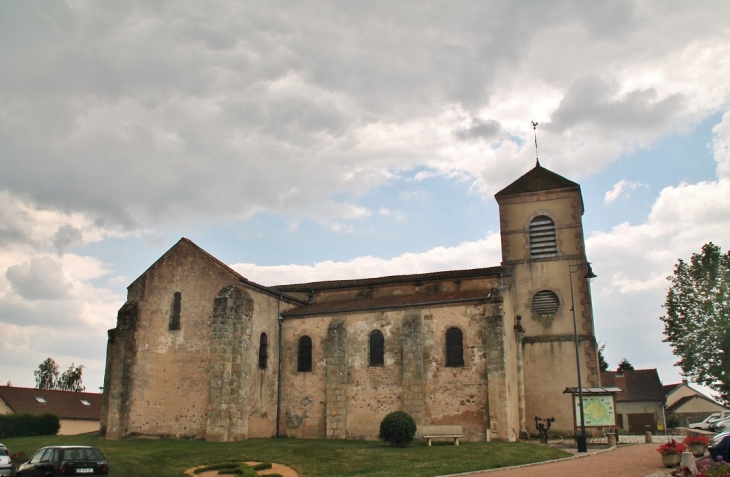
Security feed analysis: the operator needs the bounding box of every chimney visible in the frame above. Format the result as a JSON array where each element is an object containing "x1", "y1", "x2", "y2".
[{"x1": 682, "y1": 379, "x2": 688, "y2": 385}]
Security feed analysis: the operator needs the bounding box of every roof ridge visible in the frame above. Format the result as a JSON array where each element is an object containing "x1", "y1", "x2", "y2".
[{"x1": 273, "y1": 266, "x2": 504, "y2": 291}]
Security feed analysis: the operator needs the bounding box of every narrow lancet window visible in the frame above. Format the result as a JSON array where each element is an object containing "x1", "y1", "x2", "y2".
[
  {"x1": 169, "y1": 292, "x2": 181, "y2": 330},
  {"x1": 369, "y1": 330, "x2": 385, "y2": 367},
  {"x1": 446, "y1": 327, "x2": 464, "y2": 367},
  {"x1": 259, "y1": 333, "x2": 268, "y2": 369},
  {"x1": 297, "y1": 335, "x2": 312, "y2": 372}
]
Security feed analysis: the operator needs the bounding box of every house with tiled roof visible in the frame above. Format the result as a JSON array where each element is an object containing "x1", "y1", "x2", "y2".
[
  {"x1": 0, "y1": 385, "x2": 102, "y2": 435},
  {"x1": 601, "y1": 369, "x2": 666, "y2": 434},
  {"x1": 663, "y1": 380, "x2": 727, "y2": 427},
  {"x1": 101, "y1": 163, "x2": 601, "y2": 442}
]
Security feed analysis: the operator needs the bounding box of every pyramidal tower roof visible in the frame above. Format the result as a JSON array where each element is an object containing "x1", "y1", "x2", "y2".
[{"x1": 495, "y1": 162, "x2": 580, "y2": 198}]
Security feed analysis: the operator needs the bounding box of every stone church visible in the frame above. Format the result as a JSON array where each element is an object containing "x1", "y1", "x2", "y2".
[{"x1": 100, "y1": 163, "x2": 600, "y2": 442}]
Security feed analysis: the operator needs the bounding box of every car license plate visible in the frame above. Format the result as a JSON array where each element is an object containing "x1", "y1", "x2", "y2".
[{"x1": 76, "y1": 468, "x2": 94, "y2": 474}]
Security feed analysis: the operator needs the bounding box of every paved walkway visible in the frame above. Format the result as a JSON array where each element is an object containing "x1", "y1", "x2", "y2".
[{"x1": 440, "y1": 437, "x2": 684, "y2": 477}]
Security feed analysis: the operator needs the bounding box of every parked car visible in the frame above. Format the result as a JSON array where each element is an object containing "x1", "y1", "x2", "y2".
[
  {"x1": 690, "y1": 413, "x2": 726, "y2": 430},
  {"x1": 0, "y1": 443, "x2": 13, "y2": 477},
  {"x1": 716, "y1": 419, "x2": 730, "y2": 432},
  {"x1": 16, "y1": 446, "x2": 108, "y2": 477},
  {"x1": 709, "y1": 430, "x2": 730, "y2": 462},
  {"x1": 710, "y1": 417, "x2": 730, "y2": 432}
]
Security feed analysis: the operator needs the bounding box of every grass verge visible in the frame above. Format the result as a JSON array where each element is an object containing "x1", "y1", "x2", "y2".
[{"x1": 1, "y1": 433, "x2": 570, "y2": 477}]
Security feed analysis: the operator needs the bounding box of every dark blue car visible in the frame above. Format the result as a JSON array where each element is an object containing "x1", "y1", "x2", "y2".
[{"x1": 709, "y1": 430, "x2": 730, "y2": 461}]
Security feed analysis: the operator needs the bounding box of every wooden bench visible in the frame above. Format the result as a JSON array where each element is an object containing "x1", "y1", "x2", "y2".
[{"x1": 420, "y1": 425, "x2": 463, "y2": 446}]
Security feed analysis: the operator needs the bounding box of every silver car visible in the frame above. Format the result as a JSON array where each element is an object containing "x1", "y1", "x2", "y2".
[{"x1": 0, "y1": 444, "x2": 13, "y2": 477}]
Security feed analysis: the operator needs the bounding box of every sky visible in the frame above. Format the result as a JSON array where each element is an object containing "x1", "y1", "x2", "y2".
[{"x1": 1, "y1": 1, "x2": 729, "y2": 400}]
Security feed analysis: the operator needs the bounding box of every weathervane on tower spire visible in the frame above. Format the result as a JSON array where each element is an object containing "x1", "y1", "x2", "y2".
[{"x1": 532, "y1": 121, "x2": 540, "y2": 167}]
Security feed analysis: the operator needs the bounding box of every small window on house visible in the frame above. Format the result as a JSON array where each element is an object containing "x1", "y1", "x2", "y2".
[
  {"x1": 445, "y1": 327, "x2": 464, "y2": 367},
  {"x1": 80, "y1": 399, "x2": 91, "y2": 406},
  {"x1": 369, "y1": 330, "x2": 385, "y2": 367},
  {"x1": 258, "y1": 333, "x2": 268, "y2": 370},
  {"x1": 170, "y1": 292, "x2": 182, "y2": 330},
  {"x1": 532, "y1": 290, "x2": 560, "y2": 316},
  {"x1": 297, "y1": 335, "x2": 312, "y2": 372},
  {"x1": 530, "y1": 215, "x2": 558, "y2": 259},
  {"x1": 35, "y1": 396, "x2": 47, "y2": 403}
]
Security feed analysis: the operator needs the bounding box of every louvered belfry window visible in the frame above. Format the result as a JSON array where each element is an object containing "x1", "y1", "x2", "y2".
[
  {"x1": 297, "y1": 335, "x2": 312, "y2": 372},
  {"x1": 369, "y1": 330, "x2": 385, "y2": 366},
  {"x1": 530, "y1": 215, "x2": 558, "y2": 259},
  {"x1": 445, "y1": 327, "x2": 464, "y2": 367},
  {"x1": 258, "y1": 333, "x2": 268, "y2": 370},
  {"x1": 169, "y1": 292, "x2": 182, "y2": 330},
  {"x1": 532, "y1": 290, "x2": 560, "y2": 316}
]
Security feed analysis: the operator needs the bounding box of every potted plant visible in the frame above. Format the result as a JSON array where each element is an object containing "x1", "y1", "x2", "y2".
[
  {"x1": 685, "y1": 435, "x2": 710, "y2": 457},
  {"x1": 658, "y1": 439, "x2": 687, "y2": 467}
]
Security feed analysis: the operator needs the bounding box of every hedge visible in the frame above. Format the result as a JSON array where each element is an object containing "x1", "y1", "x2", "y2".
[{"x1": 0, "y1": 413, "x2": 60, "y2": 438}]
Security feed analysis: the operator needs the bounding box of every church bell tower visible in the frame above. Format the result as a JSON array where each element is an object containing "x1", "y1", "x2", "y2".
[{"x1": 494, "y1": 162, "x2": 600, "y2": 435}]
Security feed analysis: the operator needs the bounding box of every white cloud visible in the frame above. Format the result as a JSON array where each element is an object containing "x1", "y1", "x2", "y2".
[
  {"x1": 1, "y1": 2, "x2": 729, "y2": 230},
  {"x1": 604, "y1": 179, "x2": 648, "y2": 203},
  {"x1": 231, "y1": 233, "x2": 503, "y2": 286}
]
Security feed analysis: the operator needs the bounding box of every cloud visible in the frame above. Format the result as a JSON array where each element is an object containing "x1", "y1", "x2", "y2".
[
  {"x1": 1, "y1": 1, "x2": 729, "y2": 232},
  {"x1": 713, "y1": 111, "x2": 730, "y2": 179},
  {"x1": 52, "y1": 225, "x2": 83, "y2": 254},
  {"x1": 453, "y1": 118, "x2": 502, "y2": 141},
  {"x1": 604, "y1": 179, "x2": 648, "y2": 203},
  {"x1": 6, "y1": 257, "x2": 70, "y2": 300},
  {"x1": 231, "y1": 233, "x2": 503, "y2": 286},
  {"x1": 549, "y1": 77, "x2": 686, "y2": 135}
]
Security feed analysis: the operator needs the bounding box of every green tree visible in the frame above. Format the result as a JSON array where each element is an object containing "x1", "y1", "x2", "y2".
[
  {"x1": 58, "y1": 363, "x2": 85, "y2": 392},
  {"x1": 660, "y1": 242, "x2": 730, "y2": 402},
  {"x1": 33, "y1": 358, "x2": 85, "y2": 392},
  {"x1": 617, "y1": 358, "x2": 634, "y2": 372},
  {"x1": 34, "y1": 357, "x2": 59, "y2": 390},
  {"x1": 598, "y1": 342, "x2": 609, "y2": 372}
]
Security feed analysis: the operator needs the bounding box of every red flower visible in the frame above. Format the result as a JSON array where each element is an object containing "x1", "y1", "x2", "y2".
[
  {"x1": 684, "y1": 435, "x2": 710, "y2": 446},
  {"x1": 658, "y1": 439, "x2": 688, "y2": 455}
]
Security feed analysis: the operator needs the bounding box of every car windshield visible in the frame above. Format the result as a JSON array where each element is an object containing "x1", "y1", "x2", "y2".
[
  {"x1": 0, "y1": 448, "x2": 8, "y2": 456},
  {"x1": 61, "y1": 448, "x2": 105, "y2": 461}
]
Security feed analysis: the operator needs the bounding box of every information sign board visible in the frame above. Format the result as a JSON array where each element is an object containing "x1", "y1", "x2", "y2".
[{"x1": 574, "y1": 394, "x2": 616, "y2": 427}]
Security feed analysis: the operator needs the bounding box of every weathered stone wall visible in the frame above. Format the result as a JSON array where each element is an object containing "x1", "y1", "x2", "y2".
[
  {"x1": 279, "y1": 316, "x2": 329, "y2": 438},
  {"x1": 325, "y1": 319, "x2": 348, "y2": 438},
  {"x1": 280, "y1": 296, "x2": 499, "y2": 441},
  {"x1": 102, "y1": 239, "x2": 293, "y2": 440},
  {"x1": 205, "y1": 286, "x2": 254, "y2": 441},
  {"x1": 401, "y1": 313, "x2": 425, "y2": 426},
  {"x1": 101, "y1": 301, "x2": 138, "y2": 439}
]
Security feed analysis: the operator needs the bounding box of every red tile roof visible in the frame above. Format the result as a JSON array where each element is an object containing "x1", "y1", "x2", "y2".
[
  {"x1": 283, "y1": 289, "x2": 499, "y2": 316},
  {"x1": 0, "y1": 386, "x2": 102, "y2": 420},
  {"x1": 495, "y1": 163, "x2": 580, "y2": 197},
  {"x1": 600, "y1": 369, "x2": 664, "y2": 402},
  {"x1": 274, "y1": 267, "x2": 504, "y2": 292}
]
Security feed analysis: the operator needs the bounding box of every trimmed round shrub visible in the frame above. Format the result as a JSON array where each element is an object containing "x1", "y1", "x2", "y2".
[{"x1": 378, "y1": 411, "x2": 416, "y2": 447}]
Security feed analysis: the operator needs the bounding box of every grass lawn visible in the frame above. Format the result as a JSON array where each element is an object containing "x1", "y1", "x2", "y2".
[{"x1": 1, "y1": 433, "x2": 570, "y2": 477}]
